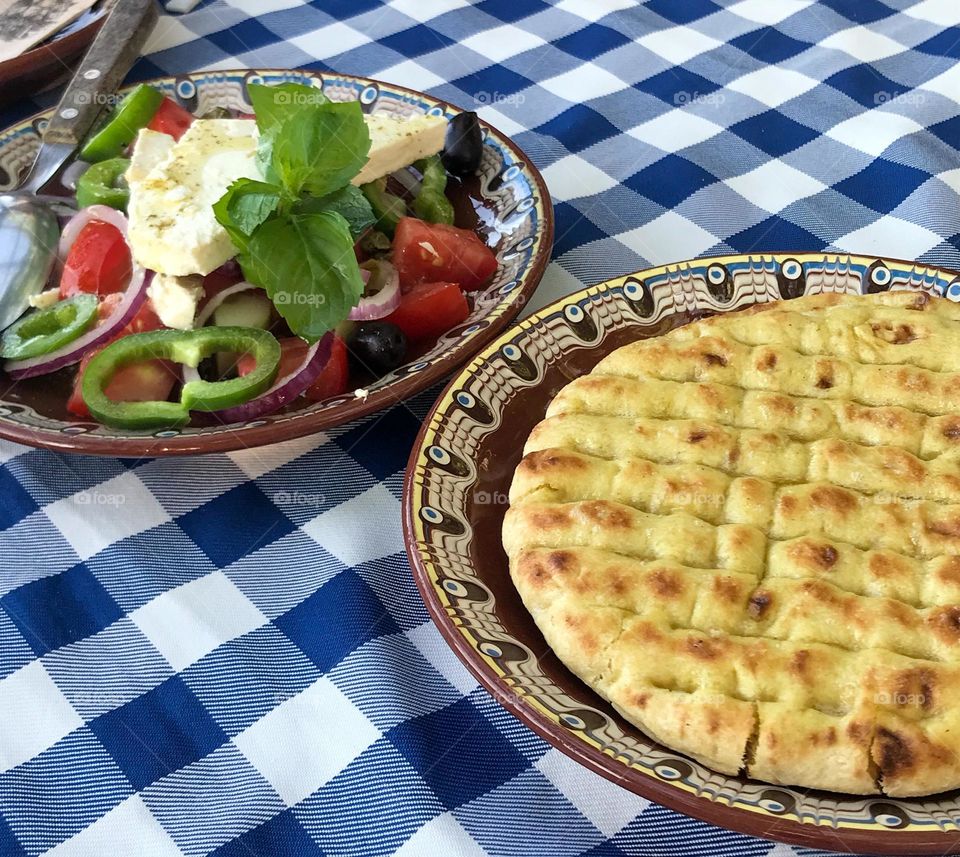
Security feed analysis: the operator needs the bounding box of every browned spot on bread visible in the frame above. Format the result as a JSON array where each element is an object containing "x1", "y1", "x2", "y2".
[
  {"x1": 649, "y1": 569, "x2": 683, "y2": 598},
  {"x1": 790, "y1": 649, "x2": 809, "y2": 676},
  {"x1": 875, "y1": 727, "x2": 915, "y2": 777},
  {"x1": 712, "y1": 575, "x2": 744, "y2": 602},
  {"x1": 927, "y1": 517, "x2": 960, "y2": 538},
  {"x1": 703, "y1": 352, "x2": 727, "y2": 367},
  {"x1": 697, "y1": 384, "x2": 722, "y2": 407},
  {"x1": 765, "y1": 394, "x2": 797, "y2": 416},
  {"x1": 815, "y1": 374, "x2": 834, "y2": 389},
  {"x1": 528, "y1": 507, "x2": 568, "y2": 530},
  {"x1": 942, "y1": 421, "x2": 960, "y2": 441},
  {"x1": 786, "y1": 538, "x2": 839, "y2": 571},
  {"x1": 580, "y1": 501, "x2": 631, "y2": 529},
  {"x1": 847, "y1": 720, "x2": 872, "y2": 746},
  {"x1": 748, "y1": 589, "x2": 773, "y2": 620},
  {"x1": 632, "y1": 692, "x2": 650, "y2": 709},
  {"x1": 871, "y1": 321, "x2": 919, "y2": 345},
  {"x1": 707, "y1": 711, "x2": 720, "y2": 735},
  {"x1": 868, "y1": 552, "x2": 906, "y2": 581},
  {"x1": 520, "y1": 449, "x2": 586, "y2": 475},
  {"x1": 688, "y1": 430, "x2": 707, "y2": 443},
  {"x1": 928, "y1": 605, "x2": 960, "y2": 644},
  {"x1": 810, "y1": 485, "x2": 857, "y2": 515},
  {"x1": 880, "y1": 448, "x2": 925, "y2": 483},
  {"x1": 935, "y1": 556, "x2": 960, "y2": 587},
  {"x1": 896, "y1": 367, "x2": 931, "y2": 393},
  {"x1": 907, "y1": 292, "x2": 931, "y2": 310},
  {"x1": 686, "y1": 636, "x2": 720, "y2": 660},
  {"x1": 884, "y1": 599, "x2": 915, "y2": 628},
  {"x1": 757, "y1": 350, "x2": 778, "y2": 371},
  {"x1": 778, "y1": 494, "x2": 798, "y2": 515},
  {"x1": 893, "y1": 668, "x2": 935, "y2": 712}
]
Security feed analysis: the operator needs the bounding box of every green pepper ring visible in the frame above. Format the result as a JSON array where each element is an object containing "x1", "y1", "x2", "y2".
[
  {"x1": 0, "y1": 294, "x2": 99, "y2": 360},
  {"x1": 81, "y1": 326, "x2": 282, "y2": 430},
  {"x1": 76, "y1": 157, "x2": 131, "y2": 211},
  {"x1": 79, "y1": 84, "x2": 165, "y2": 163}
]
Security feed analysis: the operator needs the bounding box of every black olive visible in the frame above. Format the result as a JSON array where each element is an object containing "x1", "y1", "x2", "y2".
[
  {"x1": 441, "y1": 111, "x2": 483, "y2": 177},
  {"x1": 347, "y1": 322, "x2": 408, "y2": 376}
]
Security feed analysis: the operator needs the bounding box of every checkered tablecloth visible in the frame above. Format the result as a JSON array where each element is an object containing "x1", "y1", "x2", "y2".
[{"x1": 2, "y1": 1, "x2": 960, "y2": 854}]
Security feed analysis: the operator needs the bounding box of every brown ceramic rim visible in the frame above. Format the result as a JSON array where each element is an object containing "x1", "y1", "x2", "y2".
[
  {"x1": 0, "y1": 70, "x2": 554, "y2": 456},
  {"x1": 402, "y1": 259, "x2": 960, "y2": 855}
]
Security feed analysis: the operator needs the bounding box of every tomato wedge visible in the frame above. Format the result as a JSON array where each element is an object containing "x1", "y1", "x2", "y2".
[
  {"x1": 382, "y1": 281, "x2": 469, "y2": 341},
  {"x1": 237, "y1": 335, "x2": 350, "y2": 402},
  {"x1": 147, "y1": 97, "x2": 194, "y2": 141},
  {"x1": 59, "y1": 221, "x2": 132, "y2": 299},
  {"x1": 67, "y1": 301, "x2": 173, "y2": 419},
  {"x1": 392, "y1": 217, "x2": 497, "y2": 291}
]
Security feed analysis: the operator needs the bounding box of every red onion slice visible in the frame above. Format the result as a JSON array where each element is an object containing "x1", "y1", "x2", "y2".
[
  {"x1": 348, "y1": 260, "x2": 400, "y2": 321},
  {"x1": 195, "y1": 333, "x2": 333, "y2": 425},
  {"x1": 195, "y1": 281, "x2": 262, "y2": 327},
  {"x1": 5, "y1": 269, "x2": 152, "y2": 380},
  {"x1": 61, "y1": 160, "x2": 91, "y2": 192},
  {"x1": 58, "y1": 205, "x2": 129, "y2": 263}
]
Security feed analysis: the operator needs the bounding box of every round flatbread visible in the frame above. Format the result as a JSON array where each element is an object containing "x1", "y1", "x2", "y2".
[{"x1": 503, "y1": 291, "x2": 960, "y2": 797}]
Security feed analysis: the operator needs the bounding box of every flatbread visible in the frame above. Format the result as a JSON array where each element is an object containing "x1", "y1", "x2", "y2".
[
  {"x1": 503, "y1": 291, "x2": 960, "y2": 796},
  {"x1": 0, "y1": 0, "x2": 99, "y2": 64}
]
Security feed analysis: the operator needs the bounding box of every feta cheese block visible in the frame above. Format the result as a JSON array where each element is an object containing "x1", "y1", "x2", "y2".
[
  {"x1": 146, "y1": 274, "x2": 204, "y2": 329},
  {"x1": 352, "y1": 113, "x2": 447, "y2": 186},
  {"x1": 127, "y1": 119, "x2": 263, "y2": 277},
  {"x1": 125, "y1": 129, "x2": 176, "y2": 185}
]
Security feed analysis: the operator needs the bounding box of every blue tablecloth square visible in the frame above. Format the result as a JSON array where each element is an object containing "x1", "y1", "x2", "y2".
[
  {"x1": 181, "y1": 624, "x2": 322, "y2": 737},
  {"x1": 275, "y1": 567, "x2": 399, "y2": 672},
  {"x1": 821, "y1": 0, "x2": 896, "y2": 25},
  {"x1": 294, "y1": 738, "x2": 443, "y2": 856},
  {"x1": 178, "y1": 482, "x2": 295, "y2": 569},
  {"x1": 0, "y1": 467, "x2": 36, "y2": 532},
  {"x1": 728, "y1": 215, "x2": 824, "y2": 254},
  {"x1": 450, "y1": 65, "x2": 533, "y2": 104},
  {"x1": 0, "y1": 728, "x2": 133, "y2": 855},
  {"x1": 0, "y1": 815, "x2": 26, "y2": 857},
  {"x1": 644, "y1": 0, "x2": 720, "y2": 26},
  {"x1": 537, "y1": 104, "x2": 621, "y2": 153},
  {"x1": 729, "y1": 27, "x2": 813, "y2": 64},
  {"x1": 835, "y1": 156, "x2": 930, "y2": 212},
  {"x1": 87, "y1": 522, "x2": 216, "y2": 612},
  {"x1": 334, "y1": 407, "x2": 421, "y2": 481},
  {"x1": 730, "y1": 109, "x2": 820, "y2": 158},
  {"x1": 916, "y1": 27, "x2": 960, "y2": 59},
  {"x1": 210, "y1": 808, "x2": 322, "y2": 857},
  {"x1": 612, "y1": 805, "x2": 773, "y2": 857},
  {"x1": 1, "y1": 564, "x2": 122, "y2": 656},
  {"x1": 379, "y1": 22, "x2": 457, "y2": 57},
  {"x1": 388, "y1": 697, "x2": 529, "y2": 810},
  {"x1": 474, "y1": 0, "x2": 550, "y2": 24},
  {"x1": 4, "y1": 450, "x2": 123, "y2": 508},
  {"x1": 90, "y1": 676, "x2": 228, "y2": 791},
  {"x1": 625, "y1": 154, "x2": 717, "y2": 208},
  {"x1": 554, "y1": 23, "x2": 631, "y2": 61}
]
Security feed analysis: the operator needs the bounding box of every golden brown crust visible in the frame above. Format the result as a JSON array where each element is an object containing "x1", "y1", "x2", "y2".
[{"x1": 504, "y1": 292, "x2": 960, "y2": 796}]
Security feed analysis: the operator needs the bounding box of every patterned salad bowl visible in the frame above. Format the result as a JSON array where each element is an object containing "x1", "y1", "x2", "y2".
[
  {"x1": 403, "y1": 253, "x2": 960, "y2": 855},
  {"x1": 0, "y1": 69, "x2": 552, "y2": 456}
]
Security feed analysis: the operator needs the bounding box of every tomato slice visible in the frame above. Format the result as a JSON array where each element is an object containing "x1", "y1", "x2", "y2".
[
  {"x1": 147, "y1": 97, "x2": 194, "y2": 141},
  {"x1": 237, "y1": 335, "x2": 350, "y2": 402},
  {"x1": 59, "y1": 221, "x2": 132, "y2": 299},
  {"x1": 392, "y1": 217, "x2": 497, "y2": 292},
  {"x1": 382, "y1": 281, "x2": 469, "y2": 341},
  {"x1": 67, "y1": 301, "x2": 171, "y2": 419}
]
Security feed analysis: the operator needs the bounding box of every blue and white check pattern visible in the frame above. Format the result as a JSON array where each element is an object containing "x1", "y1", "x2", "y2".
[{"x1": 2, "y1": 0, "x2": 960, "y2": 854}]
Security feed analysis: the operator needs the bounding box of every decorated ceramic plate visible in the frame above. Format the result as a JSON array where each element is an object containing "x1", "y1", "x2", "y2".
[
  {"x1": 403, "y1": 253, "x2": 960, "y2": 855},
  {"x1": 0, "y1": 69, "x2": 552, "y2": 455}
]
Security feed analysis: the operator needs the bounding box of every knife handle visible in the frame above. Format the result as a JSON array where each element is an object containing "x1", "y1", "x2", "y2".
[{"x1": 43, "y1": 0, "x2": 160, "y2": 147}]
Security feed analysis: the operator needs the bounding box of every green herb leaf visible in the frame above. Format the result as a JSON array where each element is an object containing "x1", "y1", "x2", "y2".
[
  {"x1": 213, "y1": 179, "x2": 282, "y2": 251},
  {"x1": 269, "y1": 101, "x2": 371, "y2": 199},
  {"x1": 295, "y1": 184, "x2": 375, "y2": 238},
  {"x1": 241, "y1": 211, "x2": 364, "y2": 342},
  {"x1": 247, "y1": 82, "x2": 327, "y2": 134}
]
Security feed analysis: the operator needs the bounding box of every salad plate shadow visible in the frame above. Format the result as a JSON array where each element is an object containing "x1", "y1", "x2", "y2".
[{"x1": 0, "y1": 69, "x2": 553, "y2": 456}]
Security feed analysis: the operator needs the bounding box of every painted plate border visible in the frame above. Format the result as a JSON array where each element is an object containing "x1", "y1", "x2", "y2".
[
  {"x1": 0, "y1": 68, "x2": 553, "y2": 456},
  {"x1": 403, "y1": 252, "x2": 960, "y2": 855}
]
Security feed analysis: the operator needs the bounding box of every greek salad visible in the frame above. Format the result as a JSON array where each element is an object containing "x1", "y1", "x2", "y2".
[{"x1": 2, "y1": 81, "x2": 497, "y2": 430}]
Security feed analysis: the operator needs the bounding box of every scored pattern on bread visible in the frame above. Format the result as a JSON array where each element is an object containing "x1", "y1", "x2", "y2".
[{"x1": 503, "y1": 292, "x2": 960, "y2": 797}]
